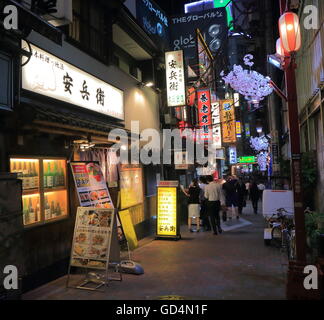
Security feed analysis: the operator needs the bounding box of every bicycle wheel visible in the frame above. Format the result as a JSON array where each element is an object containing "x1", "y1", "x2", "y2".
[{"x1": 271, "y1": 226, "x2": 282, "y2": 248}]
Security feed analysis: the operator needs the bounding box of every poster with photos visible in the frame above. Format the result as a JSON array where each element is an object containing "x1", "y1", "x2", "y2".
[
  {"x1": 70, "y1": 161, "x2": 114, "y2": 209},
  {"x1": 70, "y1": 207, "x2": 115, "y2": 270}
]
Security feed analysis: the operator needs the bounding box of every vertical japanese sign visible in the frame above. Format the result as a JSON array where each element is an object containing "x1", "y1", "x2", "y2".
[
  {"x1": 236, "y1": 121, "x2": 242, "y2": 138},
  {"x1": 229, "y1": 146, "x2": 237, "y2": 164},
  {"x1": 197, "y1": 89, "x2": 212, "y2": 141},
  {"x1": 211, "y1": 101, "x2": 222, "y2": 148},
  {"x1": 220, "y1": 99, "x2": 236, "y2": 143},
  {"x1": 165, "y1": 50, "x2": 186, "y2": 107},
  {"x1": 156, "y1": 181, "x2": 179, "y2": 239}
]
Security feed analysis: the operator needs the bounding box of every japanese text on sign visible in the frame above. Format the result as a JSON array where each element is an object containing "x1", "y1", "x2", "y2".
[
  {"x1": 157, "y1": 187, "x2": 177, "y2": 236},
  {"x1": 220, "y1": 100, "x2": 236, "y2": 143},
  {"x1": 21, "y1": 41, "x2": 124, "y2": 120},
  {"x1": 197, "y1": 89, "x2": 212, "y2": 141},
  {"x1": 211, "y1": 102, "x2": 222, "y2": 148},
  {"x1": 165, "y1": 50, "x2": 186, "y2": 107}
]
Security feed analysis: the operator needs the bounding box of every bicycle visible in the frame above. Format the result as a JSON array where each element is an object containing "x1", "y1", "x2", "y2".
[{"x1": 267, "y1": 208, "x2": 296, "y2": 260}]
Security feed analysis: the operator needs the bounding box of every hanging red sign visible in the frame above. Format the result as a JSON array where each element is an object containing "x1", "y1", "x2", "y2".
[{"x1": 197, "y1": 89, "x2": 212, "y2": 141}]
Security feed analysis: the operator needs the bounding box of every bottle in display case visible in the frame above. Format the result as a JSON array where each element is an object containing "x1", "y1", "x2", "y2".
[
  {"x1": 59, "y1": 163, "x2": 65, "y2": 187},
  {"x1": 53, "y1": 161, "x2": 59, "y2": 187},
  {"x1": 28, "y1": 198, "x2": 35, "y2": 223},
  {"x1": 46, "y1": 162, "x2": 54, "y2": 188},
  {"x1": 17, "y1": 161, "x2": 23, "y2": 180},
  {"x1": 50, "y1": 201, "x2": 55, "y2": 219},
  {"x1": 22, "y1": 162, "x2": 28, "y2": 190},
  {"x1": 55, "y1": 202, "x2": 61, "y2": 217},
  {"x1": 44, "y1": 196, "x2": 51, "y2": 220},
  {"x1": 32, "y1": 162, "x2": 38, "y2": 189},
  {"x1": 23, "y1": 198, "x2": 28, "y2": 225},
  {"x1": 27, "y1": 162, "x2": 33, "y2": 189}
]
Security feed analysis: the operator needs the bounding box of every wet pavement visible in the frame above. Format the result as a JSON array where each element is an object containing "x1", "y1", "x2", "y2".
[{"x1": 23, "y1": 202, "x2": 288, "y2": 300}]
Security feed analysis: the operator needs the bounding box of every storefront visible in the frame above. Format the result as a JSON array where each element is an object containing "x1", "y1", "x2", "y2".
[{"x1": 5, "y1": 35, "x2": 155, "y2": 292}]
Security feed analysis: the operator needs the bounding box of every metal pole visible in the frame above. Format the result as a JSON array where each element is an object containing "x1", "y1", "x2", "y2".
[{"x1": 280, "y1": 0, "x2": 306, "y2": 290}]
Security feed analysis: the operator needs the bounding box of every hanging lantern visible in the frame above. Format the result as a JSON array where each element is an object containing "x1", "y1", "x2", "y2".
[
  {"x1": 279, "y1": 12, "x2": 301, "y2": 53},
  {"x1": 276, "y1": 38, "x2": 290, "y2": 57}
]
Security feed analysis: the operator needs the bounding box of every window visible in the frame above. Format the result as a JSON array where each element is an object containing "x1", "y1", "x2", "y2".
[
  {"x1": 69, "y1": 0, "x2": 109, "y2": 63},
  {"x1": 10, "y1": 157, "x2": 69, "y2": 228},
  {"x1": 0, "y1": 52, "x2": 13, "y2": 111}
]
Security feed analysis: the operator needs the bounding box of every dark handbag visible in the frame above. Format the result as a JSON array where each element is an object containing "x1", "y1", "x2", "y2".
[{"x1": 243, "y1": 199, "x2": 247, "y2": 207}]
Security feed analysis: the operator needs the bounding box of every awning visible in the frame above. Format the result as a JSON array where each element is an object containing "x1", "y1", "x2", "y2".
[{"x1": 21, "y1": 104, "x2": 128, "y2": 145}]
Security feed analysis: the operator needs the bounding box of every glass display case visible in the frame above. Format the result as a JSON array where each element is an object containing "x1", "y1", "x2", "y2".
[{"x1": 10, "y1": 157, "x2": 69, "y2": 227}]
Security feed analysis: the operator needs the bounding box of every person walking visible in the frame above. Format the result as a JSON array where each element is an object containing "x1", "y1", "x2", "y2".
[
  {"x1": 199, "y1": 177, "x2": 211, "y2": 231},
  {"x1": 237, "y1": 178, "x2": 247, "y2": 215},
  {"x1": 183, "y1": 179, "x2": 201, "y2": 232},
  {"x1": 222, "y1": 176, "x2": 239, "y2": 220},
  {"x1": 257, "y1": 181, "x2": 266, "y2": 200},
  {"x1": 249, "y1": 181, "x2": 260, "y2": 214},
  {"x1": 205, "y1": 175, "x2": 225, "y2": 235}
]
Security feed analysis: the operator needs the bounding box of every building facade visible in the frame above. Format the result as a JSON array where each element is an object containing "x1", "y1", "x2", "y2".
[{"x1": 1, "y1": 0, "x2": 164, "y2": 294}]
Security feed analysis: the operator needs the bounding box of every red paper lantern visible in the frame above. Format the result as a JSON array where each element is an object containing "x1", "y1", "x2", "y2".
[
  {"x1": 276, "y1": 38, "x2": 290, "y2": 57},
  {"x1": 279, "y1": 12, "x2": 301, "y2": 53}
]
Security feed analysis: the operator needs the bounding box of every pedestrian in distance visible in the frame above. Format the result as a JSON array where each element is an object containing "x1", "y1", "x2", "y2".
[
  {"x1": 249, "y1": 181, "x2": 260, "y2": 214},
  {"x1": 199, "y1": 176, "x2": 211, "y2": 231},
  {"x1": 236, "y1": 178, "x2": 247, "y2": 215},
  {"x1": 222, "y1": 176, "x2": 239, "y2": 220},
  {"x1": 183, "y1": 178, "x2": 201, "y2": 232},
  {"x1": 204, "y1": 175, "x2": 225, "y2": 235},
  {"x1": 257, "y1": 181, "x2": 266, "y2": 200}
]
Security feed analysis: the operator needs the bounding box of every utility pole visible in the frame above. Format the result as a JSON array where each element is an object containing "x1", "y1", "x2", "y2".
[{"x1": 279, "y1": 0, "x2": 307, "y2": 299}]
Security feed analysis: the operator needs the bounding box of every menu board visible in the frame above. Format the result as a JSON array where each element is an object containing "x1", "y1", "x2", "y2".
[
  {"x1": 157, "y1": 185, "x2": 178, "y2": 238},
  {"x1": 70, "y1": 208, "x2": 114, "y2": 270},
  {"x1": 70, "y1": 162, "x2": 113, "y2": 209},
  {"x1": 120, "y1": 167, "x2": 143, "y2": 209}
]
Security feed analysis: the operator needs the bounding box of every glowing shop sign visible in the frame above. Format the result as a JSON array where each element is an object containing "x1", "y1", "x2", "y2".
[
  {"x1": 21, "y1": 41, "x2": 124, "y2": 120},
  {"x1": 165, "y1": 50, "x2": 186, "y2": 107},
  {"x1": 157, "y1": 186, "x2": 177, "y2": 237},
  {"x1": 220, "y1": 99, "x2": 236, "y2": 143},
  {"x1": 239, "y1": 156, "x2": 256, "y2": 164}
]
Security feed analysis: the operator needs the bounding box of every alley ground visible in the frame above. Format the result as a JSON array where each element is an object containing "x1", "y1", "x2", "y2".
[{"x1": 23, "y1": 203, "x2": 288, "y2": 300}]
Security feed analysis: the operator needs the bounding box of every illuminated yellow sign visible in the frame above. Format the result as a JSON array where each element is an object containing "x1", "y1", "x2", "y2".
[
  {"x1": 157, "y1": 187, "x2": 177, "y2": 237},
  {"x1": 220, "y1": 100, "x2": 236, "y2": 143}
]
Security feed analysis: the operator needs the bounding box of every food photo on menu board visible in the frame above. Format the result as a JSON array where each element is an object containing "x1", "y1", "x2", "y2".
[
  {"x1": 70, "y1": 208, "x2": 114, "y2": 270},
  {"x1": 70, "y1": 162, "x2": 114, "y2": 209}
]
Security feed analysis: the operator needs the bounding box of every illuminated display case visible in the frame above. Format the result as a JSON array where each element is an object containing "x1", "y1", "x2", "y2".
[{"x1": 10, "y1": 157, "x2": 69, "y2": 227}]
